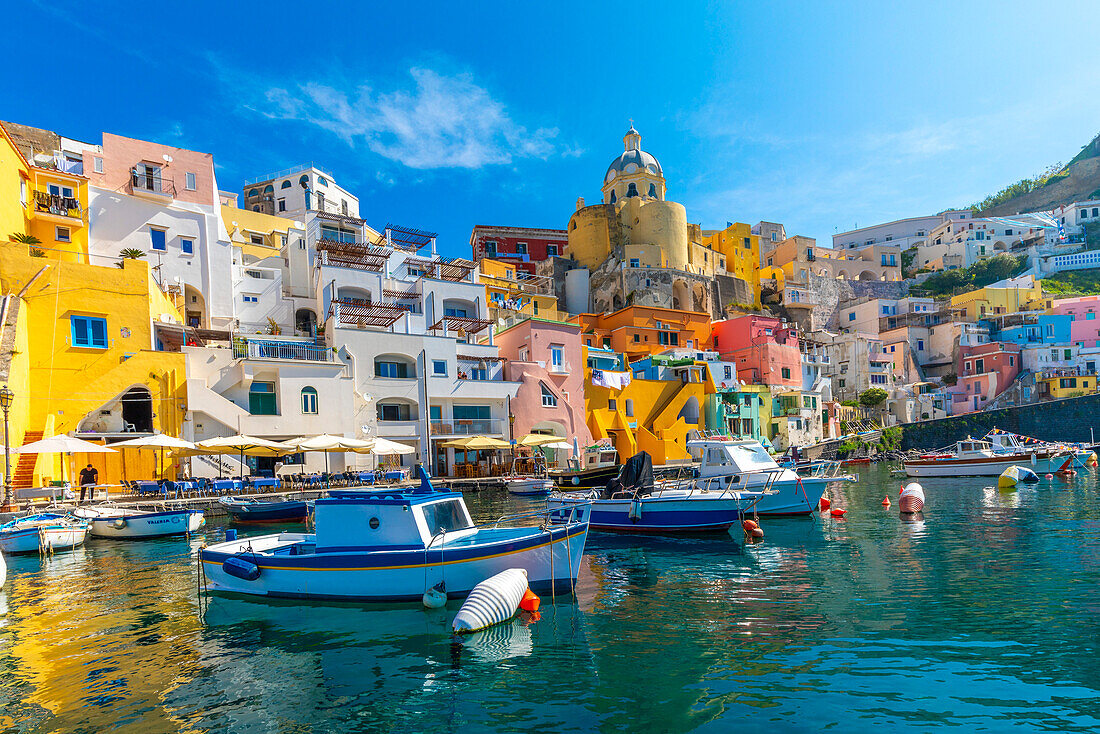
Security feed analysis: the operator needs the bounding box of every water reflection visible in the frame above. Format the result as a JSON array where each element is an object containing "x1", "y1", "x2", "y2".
[{"x1": 1, "y1": 466, "x2": 1099, "y2": 732}]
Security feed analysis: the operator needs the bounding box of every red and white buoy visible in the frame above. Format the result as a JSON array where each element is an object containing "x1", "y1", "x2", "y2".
[{"x1": 899, "y1": 482, "x2": 925, "y2": 513}]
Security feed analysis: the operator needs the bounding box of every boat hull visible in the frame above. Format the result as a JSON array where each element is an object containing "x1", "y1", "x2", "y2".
[
  {"x1": 198, "y1": 524, "x2": 588, "y2": 601},
  {"x1": 506, "y1": 479, "x2": 553, "y2": 496},
  {"x1": 222, "y1": 500, "x2": 311, "y2": 524},
  {"x1": 548, "y1": 465, "x2": 619, "y2": 489},
  {"x1": 548, "y1": 493, "x2": 754, "y2": 532},
  {"x1": 86, "y1": 510, "x2": 205, "y2": 539},
  {"x1": 0, "y1": 525, "x2": 88, "y2": 554},
  {"x1": 904, "y1": 453, "x2": 1074, "y2": 477}
]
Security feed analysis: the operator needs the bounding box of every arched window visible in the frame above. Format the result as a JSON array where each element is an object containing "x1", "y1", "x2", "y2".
[
  {"x1": 317, "y1": 176, "x2": 328, "y2": 187},
  {"x1": 301, "y1": 386, "x2": 318, "y2": 414},
  {"x1": 648, "y1": 183, "x2": 657, "y2": 198},
  {"x1": 252, "y1": 205, "x2": 260, "y2": 212},
  {"x1": 299, "y1": 174, "x2": 309, "y2": 188},
  {"x1": 248, "y1": 188, "x2": 260, "y2": 198},
  {"x1": 264, "y1": 184, "x2": 274, "y2": 194},
  {"x1": 610, "y1": 190, "x2": 617, "y2": 204},
  {"x1": 541, "y1": 383, "x2": 557, "y2": 407},
  {"x1": 627, "y1": 183, "x2": 639, "y2": 197},
  {"x1": 281, "y1": 180, "x2": 291, "y2": 189}
]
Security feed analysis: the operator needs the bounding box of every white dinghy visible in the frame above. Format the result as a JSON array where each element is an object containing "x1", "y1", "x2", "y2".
[{"x1": 73, "y1": 505, "x2": 206, "y2": 539}]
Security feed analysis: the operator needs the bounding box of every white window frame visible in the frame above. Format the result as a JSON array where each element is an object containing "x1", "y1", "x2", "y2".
[
  {"x1": 550, "y1": 345, "x2": 564, "y2": 370},
  {"x1": 185, "y1": 172, "x2": 197, "y2": 190},
  {"x1": 55, "y1": 226, "x2": 71, "y2": 243},
  {"x1": 541, "y1": 383, "x2": 557, "y2": 407},
  {"x1": 93, "y1": 157, "x2": 104, "y2": 174},
  {"x1": 301, "y1": 387, "x2": 318, "y2": 414}
]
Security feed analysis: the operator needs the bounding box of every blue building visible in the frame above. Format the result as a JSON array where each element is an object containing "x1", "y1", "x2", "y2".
[{"x1": 980, "y1": 312, "x2": 1072, "y2": 346}]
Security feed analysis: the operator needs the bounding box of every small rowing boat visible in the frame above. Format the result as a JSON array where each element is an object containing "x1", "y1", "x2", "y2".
[
  {"x1": 73, "y1": 505, "x2": 206, "y2": 539},
  {"x1": 219, "y1": 497, "x2": 312, "y2": 524},
  {"x1": 0, "y1": 513, "x2": 89, "y2": 555}
]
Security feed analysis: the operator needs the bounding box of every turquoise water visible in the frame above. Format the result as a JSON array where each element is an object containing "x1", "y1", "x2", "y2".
[{"x1": 2, "y1": 464, "x2": 1100, "y2": 732}]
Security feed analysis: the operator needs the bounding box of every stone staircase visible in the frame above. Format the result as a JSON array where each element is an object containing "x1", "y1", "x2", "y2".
[{"x1": 12, "y1": 430, "x2": 43, "y2": 489}]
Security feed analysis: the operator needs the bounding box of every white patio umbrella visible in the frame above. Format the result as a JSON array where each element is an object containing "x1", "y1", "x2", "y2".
[
  {"x1": 540, "y1": 441, "x2": 574, "y2": 450},
  {"x1": 110, "y1": 434, "x2": 196, "y2": 480},
  {"x1": 14, "y1": 434, "x2": 116, "y2": 493},
  {"x1": 284, "y1": 434, "x2": 376, "y2": 473},
  {"x1": 368, "y1": 437, "x2": 416, "y2": 455}
]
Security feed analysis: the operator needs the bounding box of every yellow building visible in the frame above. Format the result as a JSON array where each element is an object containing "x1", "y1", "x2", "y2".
[
  {"x1": 702, "y1": 222, "x2": 761, "y2": 306},
  {"x1": 1036, "y1": 373, "x2": 1096, "y2": 400},
  {"x1": 479, "y1": 258, "x2": 562, "y2": 329},
  {"x1": 950, "y1": 279, "x2": 1046, "y2": 321},
  {"x1": 0, "y1": 241, "x2": 187, "y2": 489},
  {"x1": 0, "y1": 121, "x2": 90, "y2": 263},
  {"x1": 582, "y1": 346, "x2": 706, "y2": 465}
]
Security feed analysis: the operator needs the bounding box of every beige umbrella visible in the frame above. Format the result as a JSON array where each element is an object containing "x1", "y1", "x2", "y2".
[
  {"x1": 441, "y1": 436, "x2": 512, "y2": 450},
  {"x1": 14, "y1": 434, "x2": 116, "y2": 494},
  {"x1": 111, "y1": 433, "x2": 196, "y2": 480},
  {"x1": 367, "y1": 437, "x2": 416, "y2": 455},
  {"x1": 285, "y1": 434, "x2": 376, "y2": 473},
  {"x1": 518, "y1": 434, "x2": 560, "y2": 447},
  {"x1": 192, "y1": 435, "x2": 294, "y2": 476}
]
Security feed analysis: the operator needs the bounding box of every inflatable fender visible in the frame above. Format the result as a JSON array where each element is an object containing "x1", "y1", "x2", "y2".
[
  {"x1": 223, "y1": 555, "x2": 261, "y2": 581},
  {"x1": 453, "y1": 568, "x2": 528, "y2": 634}
]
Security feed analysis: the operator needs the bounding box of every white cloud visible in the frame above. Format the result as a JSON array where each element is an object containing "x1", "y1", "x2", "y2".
[{"x1": 254, "y1": 67, "x2": 559, "y2": 170}]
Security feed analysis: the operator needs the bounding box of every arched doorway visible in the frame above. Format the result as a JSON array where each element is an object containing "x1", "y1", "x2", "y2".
[
  {"x1": 121, "y1": 386, "x2": 154, "y2": 433},
  {"x1": 672, "y1": 280, "x2": 690, "y2": 311},
  {"x1": 184, "y1": 285, "x2": 206, "y2": 328},
  {"x1": 295, "y1": 308, "x2": 317, "y2": 337}
]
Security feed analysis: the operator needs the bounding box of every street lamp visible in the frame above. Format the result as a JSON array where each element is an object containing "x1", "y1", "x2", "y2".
[{"x1": 0, "y1": 384, "x2": 13, "y2": 510}]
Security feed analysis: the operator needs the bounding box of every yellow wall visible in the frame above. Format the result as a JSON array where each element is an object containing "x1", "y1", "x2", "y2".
[
  {"x1": 1040, "y1": 374, "x2": 1096, "y2": 399},
  {"x1": 26, "y1": 168, "x2": 89, "y2": 262},
  {"x1": 0, "y1": 122, "x2": 30, "y2": 241},
  {"x1": 0, "y1": 242, "x2": 187, "y2": 487},
  {"x1": 703, "y1": 222, "x2": 761, "y2": 306},
  {"x1": 222, "y1": 204, "x2": 299, "y2": 260},
  {"x1": 567, "y1": 204, "x2": 617, "y2": 269},
  {"x1": 951, "y1": 283, "x2": 1046, "y2": 321},
  {"x1": 623, "y1": 244, "x2": 666, "y2": 268},
  {"x1": 480, "y1": 258, "x2": 563, "y2": 322}
]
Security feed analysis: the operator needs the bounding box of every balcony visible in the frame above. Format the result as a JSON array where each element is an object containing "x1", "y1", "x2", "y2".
[
  {"x1": 32, "y1": 191, "x2": 84, "y2": 223},
  {"x1": 129, "y1": 170, "x2": 176, "y2": 200},
  {"x1": 430, "y1": 419, "x2": 506, "y2": 436},
  {"x1": 232, "y1": 338, "x2": 332, "y2": 362}
]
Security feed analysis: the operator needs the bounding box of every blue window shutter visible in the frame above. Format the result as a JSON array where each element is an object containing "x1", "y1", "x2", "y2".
[
  {"x1": 71, "y1": 316, "x2": 88, "y2": 346},
  {"x1": 90, "y1": 318, "x2": 108, "y2": 347},
  {"x1": 151, "y1": 229, "x2": 166, "y2": 250}
]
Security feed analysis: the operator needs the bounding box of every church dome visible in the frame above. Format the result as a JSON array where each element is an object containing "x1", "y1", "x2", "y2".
[{"x1": 604, "y1": 125, "x2": 662, "y2": 183}]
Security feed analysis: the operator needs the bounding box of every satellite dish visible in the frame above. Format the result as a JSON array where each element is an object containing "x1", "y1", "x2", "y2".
[
  {"x1": 231, "y1": 221, "x2": 238, "y2": 227},
  {"x1": 162, "y1": 154, "x2": 173, "y2": 163}
]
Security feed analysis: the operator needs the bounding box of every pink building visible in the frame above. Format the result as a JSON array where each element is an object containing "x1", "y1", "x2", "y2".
[
  {"x1": 1049, "y1": 295, "x2": 1100, "y2": 347},
  {"x1": 711, "y1": 314, "x2": 801, "y2": 387},
  {"x1": 950, "y1": 342, "x2": 1021, "y2": 412},
  {"x1": 496, "y1": 318, "x2": 592, "y2": 447}
]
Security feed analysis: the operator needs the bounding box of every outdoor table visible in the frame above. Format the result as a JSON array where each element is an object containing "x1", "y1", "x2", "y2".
[
  {"x1": 251, "y1": 477, "x2": 281, "y2": 491},
  {"x1": 133, "y1": 481, "x2": 163, "y2": 496},
  {"x1": 384, "y1": 470, "x2": 406, "y2": 482},
  {"x1": 212, "y1": 479, "x2": 242, "y2": 493},
  {"x1": 174, "y1": 480, "x2": 201, "y2": 495},
  {"x1": 355, "y1": 472, "x2": 376, "y2": 484}
]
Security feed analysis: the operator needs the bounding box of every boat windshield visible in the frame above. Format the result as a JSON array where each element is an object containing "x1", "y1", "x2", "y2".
[{"x1": 421, "y1": 499, "x2": 473, "y2": 536}]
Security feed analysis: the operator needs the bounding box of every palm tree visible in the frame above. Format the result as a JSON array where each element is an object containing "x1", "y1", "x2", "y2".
[
  {"x1": 117, "y1": 248, "x2": 147, "y2": 267},
  {"x1": 11, "y1": 232, "x2": 45, "y2": 257}
]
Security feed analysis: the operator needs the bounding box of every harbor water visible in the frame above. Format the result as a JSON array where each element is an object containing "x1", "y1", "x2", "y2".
[{"x1": 2, "y1": 464, "x2": 1100, "y2": 732}]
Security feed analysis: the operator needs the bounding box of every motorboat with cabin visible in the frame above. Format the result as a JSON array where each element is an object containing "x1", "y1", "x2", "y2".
[
  {"x1": 984, "y1": 430, "x2": 1096, "y2": 468},
  {"x1": 73, "y1": 505, "x2": 206, "y2": 539},
  {"x1": 689, "y1": 438, "x2": 831, "y2": 515},
  {"x1": 548, "y1": 443, "x2": 620, "y2": 488},
  {"x1": 0, "y1": 513, "x2": 89, "y2": 554},
  {"x1": 903, "y1": 438, "x2": 1074, "y2": 477},
  {"x1": 219, "y1": 496, "x2": 312, "y2": 524},
  {"x1": 198, "y1": 469, "x2": 589, "y2": 601},
  {"x1": 548, "y1": 450, "x2": 777, "y2": 533}
]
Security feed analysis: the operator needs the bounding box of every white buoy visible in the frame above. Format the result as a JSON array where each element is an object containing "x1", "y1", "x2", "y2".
[
  {"x1": 899, "y1": 482, "x2": 925, "y2": 513},
  {"x1": 452, "y1": 569, "x2": 528, "y2": 634},
  {"x1": 422, "y1": 581, "x2": 447, "y2": 609}
]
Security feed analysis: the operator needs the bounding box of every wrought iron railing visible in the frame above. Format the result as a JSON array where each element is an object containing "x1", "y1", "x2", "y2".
[
  {"x1": 34, "y1": 190, "x2": 82, "y2": 218},
  {"x1": 129, "y1": 170, "x2": 176, "y2": 197},
  {"x1": 233, "y1": 338, "x2": 332, "y2": 362}
]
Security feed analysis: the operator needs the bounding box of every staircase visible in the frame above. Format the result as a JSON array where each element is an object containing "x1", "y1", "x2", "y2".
[{"x1": 12, "y1": 430, "x2": 43, "y2": 489}]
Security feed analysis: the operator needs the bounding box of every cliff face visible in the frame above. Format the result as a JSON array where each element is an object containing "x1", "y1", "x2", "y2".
[{"x1": 979, "y1": 133, "x2": 1100, "y2": 216}]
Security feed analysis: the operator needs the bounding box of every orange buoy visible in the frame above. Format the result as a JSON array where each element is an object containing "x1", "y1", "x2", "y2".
[
  {"x1": 882, "y1": 496, "x2": 891, "y2": 507},
  {"x1": 830, "y1": 508, "x2": 847, "y2": 518},
  {"x1": 1045, "y1": 474, "x2": 1054, "y2": 479},
  {"x1": 742, "y1": 519, "x2": 759, "y2": 534},
  {"x1": 751, "y1": 527, "x2": 764, "y2": 539},
  {"x1": 519, "y1": 588, "x2": 541, "y2": 613},
  {"x1": 819, "y1": 497, "x2": 832, "y2": 511}
]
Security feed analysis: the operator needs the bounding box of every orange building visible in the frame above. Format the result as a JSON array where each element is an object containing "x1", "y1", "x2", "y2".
[{"x1": 571, "y1": 306, "x2": 713, "y2": 363}]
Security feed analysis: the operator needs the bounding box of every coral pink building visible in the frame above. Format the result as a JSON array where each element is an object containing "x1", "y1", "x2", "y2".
[
  {"x1": 711, "y1": 314, "x2": 801, "y2": 387},
  {"x1": 950, "y1": 342, "x2": 1021, "y2": 413},
  {"x1": 495, "y1": 318, "x2": 591, "y2": 447},
  {"x1": 1048, "y1": 295, "x2": 1100, "y2": 347}
]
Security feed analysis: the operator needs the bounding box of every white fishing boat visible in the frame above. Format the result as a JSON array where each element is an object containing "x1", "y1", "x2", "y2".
[
  {"x1": 0, "y1": 513, "x2": 90, "y2": 555},
  {"x1": 197, "y1": 469, "x2": 588, "y2": 602},
  {"x1": 903, "y1": 439, "x2": 1074, "y2": 478},
  {"x1": 504, "y1": 477, "x2": 554, "y2": 496},
  {"x1": 985, "y1": 430, "x2": 1095, "y2": 468},
  {"x1": 73, "y1": 505, "x2": 206, "y2": 539},
  {"x1": 690, "y1": 438, "x2": 831, "y2": 515}
]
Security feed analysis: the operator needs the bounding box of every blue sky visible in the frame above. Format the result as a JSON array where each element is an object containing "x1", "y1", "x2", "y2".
[{"x1": 7, "y1": 1, "x2": 1100, "y2": 254}]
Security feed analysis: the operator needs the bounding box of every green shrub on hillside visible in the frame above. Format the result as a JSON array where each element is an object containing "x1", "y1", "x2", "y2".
[
  {"x1": 972, "y1": 163, "x2": 1065, "y2": 212},
  {"x1": 1041, "y1": 268, "x2": 1100, "y2": 295}
]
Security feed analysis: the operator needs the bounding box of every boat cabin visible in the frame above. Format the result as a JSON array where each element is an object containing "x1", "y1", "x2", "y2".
[
  {"x1": 566, "y1": 445, "x2": 618, "y2": 472},
  {"x1": 314, "y1": 490, "x2": 477, "y2": 552},
  {"x1": 955, "y1": 439, "x2": 994, "y2": 457},
  {"x1": 987, "y1": 433, "x2": 1025, "y2": 452},
  {"x1": 690, "y1": 438, "x2": 782, "y2": 480}
]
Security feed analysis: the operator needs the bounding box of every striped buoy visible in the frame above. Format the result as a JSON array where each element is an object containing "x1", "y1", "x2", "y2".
[
  {"x1": 452, "y1": 569, "x2": 529, "y2": 634},
  {"x1": 899, "y1": 482, "x2": 925, "y2": 513}
]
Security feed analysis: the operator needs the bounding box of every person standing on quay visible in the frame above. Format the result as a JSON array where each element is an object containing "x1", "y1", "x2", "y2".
[{"x1": 78, "y1": 464, "x2": 99, "y2": 504}]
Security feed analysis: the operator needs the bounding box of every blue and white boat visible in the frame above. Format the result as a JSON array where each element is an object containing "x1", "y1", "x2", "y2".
[
  {"x1": 548, "y1": 441, "x2": 828, "y2": 533},
  {"x1": 73, "y1": 505, "x2": 206, "y2": 539},
  {"x1": 0, "y1": 513, "x2": 90, "y2": 554},
  {"x1": 219, "y1": 496, "x2": 312, "y2": 525},
  {"x1": 197, "y1": 470, "x2": 588, "y2": 602}
]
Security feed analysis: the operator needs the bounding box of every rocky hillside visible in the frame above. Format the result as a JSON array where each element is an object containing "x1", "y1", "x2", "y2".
[{"x1": 977, "y1": 132, "x2": 1100, "y2": 216}]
